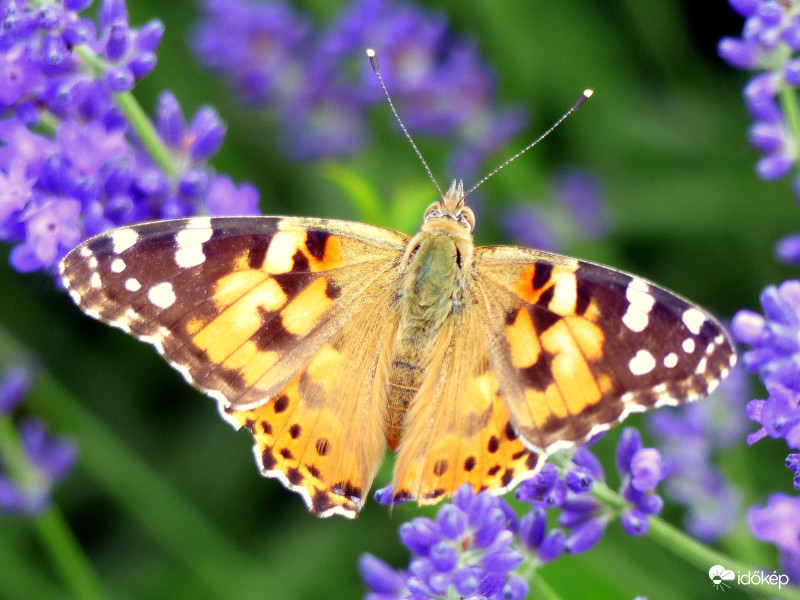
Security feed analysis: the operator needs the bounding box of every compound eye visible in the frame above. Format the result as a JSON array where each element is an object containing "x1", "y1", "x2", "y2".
[
  {"x1": 458, "y1": 208, "x2": 475, "y2": 232},
  {"x1": 424, "y1": 202, "x2": 443, "y2": 221}
]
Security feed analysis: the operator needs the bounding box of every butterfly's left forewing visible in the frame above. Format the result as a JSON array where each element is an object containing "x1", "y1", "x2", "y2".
[
  {"x1": 61, "y1": 216, "x2": 409, "y2": 410},
  {"x1": 471, "y1": 245, "x2": 737, "y2": 455}
]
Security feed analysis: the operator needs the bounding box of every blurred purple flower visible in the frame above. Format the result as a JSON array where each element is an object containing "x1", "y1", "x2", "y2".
[
  {"x1": 192, "y1": 0, "x2": 311, "y2": 106},
  {"x1": 499, "y1": 203, "x2": 560, "y2": 252},
  {"x1": 499, "y1": 169, "x2": 609, "y2": 252},
  {"x1": 554, "y1": 169, "x2": 609, "y2": 240},
  {"x1": 192, "y1": 0, "x2": 527, "y2": 173},
  {"x1": 647, "y1": 367, "x2": 748, "y2": 541},
  {"x1": 0, "y1": 364, "x2": 33, "y2": 416},
  {"x1": 748, "y1": 493, "x2": 800, "y2": 555},
  {"x1": 0, "y1": 363, "x2": 77, "y2": 518},
  {"x1": 0, "y1": 417, "x2": 78, "y2": 516}
]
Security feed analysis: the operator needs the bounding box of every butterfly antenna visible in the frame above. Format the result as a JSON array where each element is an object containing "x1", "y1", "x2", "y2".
[
  {"x1": 465, "y1": 89, "x2": 594, "y2": 198},
  {"x1": 367, "y1": 48, "x2": 445, "y2": 200}
]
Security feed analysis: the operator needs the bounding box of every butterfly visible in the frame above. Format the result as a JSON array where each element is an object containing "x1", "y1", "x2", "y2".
[{"x1": 59, "y1": 177, "x2": 737, "y2": 518}]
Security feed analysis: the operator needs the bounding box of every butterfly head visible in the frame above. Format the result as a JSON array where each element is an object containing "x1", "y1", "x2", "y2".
[{"x1": 423, "y1": 179, "x2": 475, "y2": 234}]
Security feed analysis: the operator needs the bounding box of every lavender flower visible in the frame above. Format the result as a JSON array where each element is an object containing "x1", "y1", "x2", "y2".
[
  {"x1": 718, "y1": 1, "x2": 800, "y2": 255},
  {"x1": 732, "y1": 280, "x2": 800, "y2": 393},
  {"x1": 361, "y1": 485, "x2": 527, "y2": 600},
  {"x1": 0, "y1": 0, "x2": 261, "y2": 275},
  {"x1": 515, "y1": 428, "x2": 667, "y2": 554}
]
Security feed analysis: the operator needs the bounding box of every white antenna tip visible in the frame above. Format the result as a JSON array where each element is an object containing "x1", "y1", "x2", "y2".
[
  {"x1": 583, "y1": 89, "x2": 594, "y2": 98},
  {"x1": 366, "y1": 48, "x2": 376, "y2": 58}
]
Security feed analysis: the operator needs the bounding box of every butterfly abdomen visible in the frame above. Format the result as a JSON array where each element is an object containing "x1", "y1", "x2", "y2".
[{"x1": 386, "y1": 233, "x2": 463, "y2": 449}]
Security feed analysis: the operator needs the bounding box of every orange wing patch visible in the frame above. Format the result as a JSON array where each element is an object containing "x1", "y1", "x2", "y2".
[
  {"x1": 224, "y1": 287, "x2": 401, "y2": 518},
  {"x1": 391, "y1": 312, "x2": 541, "y2": 505}
]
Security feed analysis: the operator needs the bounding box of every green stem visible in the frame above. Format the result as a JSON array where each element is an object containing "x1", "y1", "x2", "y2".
[
  {"x1": 34, "y1": 508, "x2": 112, "y2": 600},
  {"x1": 551, "y1": 454, "x2": 800, "y2": 600},
  {"x1": 528, "y1": 569, "x2": 564, "y2": 600},
  {"x1": 779, "y1": 85, "x2": 800, "y2": 166},
  {"x1": 72, "y1": 45, "x2": 180, "y2": 178},
  {"x1": 0, "y1": 417, "x2": 111, "y2": 600}
]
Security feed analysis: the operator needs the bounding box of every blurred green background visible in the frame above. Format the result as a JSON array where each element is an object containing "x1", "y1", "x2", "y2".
[{"x1": 0, "y1": 1, "x2": 794, "y2": 599}]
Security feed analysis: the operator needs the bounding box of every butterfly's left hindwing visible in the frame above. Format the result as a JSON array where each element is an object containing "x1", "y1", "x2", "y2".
[{"x1": 471, "y1": 245, "x2": 737, "y2": 455}]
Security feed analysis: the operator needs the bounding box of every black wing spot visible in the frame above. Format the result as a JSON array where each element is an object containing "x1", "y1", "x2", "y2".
[
  {"x1": 272, "y1": 395, "x2": 289, "y2": 413},
  {"x1": 315, "y1": 438, "x2": 330, "y2": 456}
]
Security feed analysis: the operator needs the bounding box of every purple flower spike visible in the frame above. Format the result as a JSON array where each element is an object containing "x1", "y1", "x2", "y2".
[
  {"x1": 363, "y1": 485, "x2": 526, "y2": 598},
  {"x1": 538, "y1": 529, "x2": 566, "y2": 563},
  {"x1": 757, "y1": 153, "x2": 795, "y2": 180},
  {"x1": 733, "y1": 281, "x2": 800, "y2": 392},
  {"x1": 502, "y1": 575, "x2": 529, "y2": 600}
]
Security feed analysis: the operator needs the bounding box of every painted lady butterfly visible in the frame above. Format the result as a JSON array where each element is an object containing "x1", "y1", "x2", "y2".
[
  {"x1": 60, "y1": 51, "x2": 736, "y2": 518},
  {"x1": 59, "y1": 177, "x2": 736, "y2": 518}
]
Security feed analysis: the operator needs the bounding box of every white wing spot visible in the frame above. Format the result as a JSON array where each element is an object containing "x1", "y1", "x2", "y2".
[
  {"x1": 682, "y1": 338, "x2": 696, "y2": 354},
  {"x1": 148, "y1": 282, "x2": 176, "y2": 308},
  {"x1": 706, "y1": 379, "x2": 720, "y2": 394},
  {"x1": 90, "y1": 272, "x2": 101, "y2": 288},
  {"x1": 682, "y1": 307, "x2": 706, "y2": 335},
  {"x1": 664, "y1": 352, "x2": 678, "y2": 368},
  {"x1": 110, "y1": 258, "x2": 126, "y2": 273},
  {"x1": 174, "y1": 222, "x2": 214, "y2": 268},
  {"x1": 629, "y1": 349, "x2": 656, "y2": 375},
  {"x1": 79, "y1": 245, "x2": 93, "y2": 258},
  {"x1": 88, "y1": 256, "x2": 98, "y2": 269},
  {"x1": 175, "y1": 245, "x2": 206, "y2": 268},
  {"x1": 265, "y1": 230, "x2": 305, "y2": 273},
  {"x1": 695, "y1": 356, "x2": 708, "y2": 374},
  {"x1": 622, "y1": 277, "x2": 655, "y2": 332},
  {"x1": 111, "y1": 228, "x2": 139, "y2": 254},
  {"x1": 68, "y1": 290, "x2": 81, "y2": 305},
  {"x1": 124, "y1": 278, "x2": 142, "y2": 292}
]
